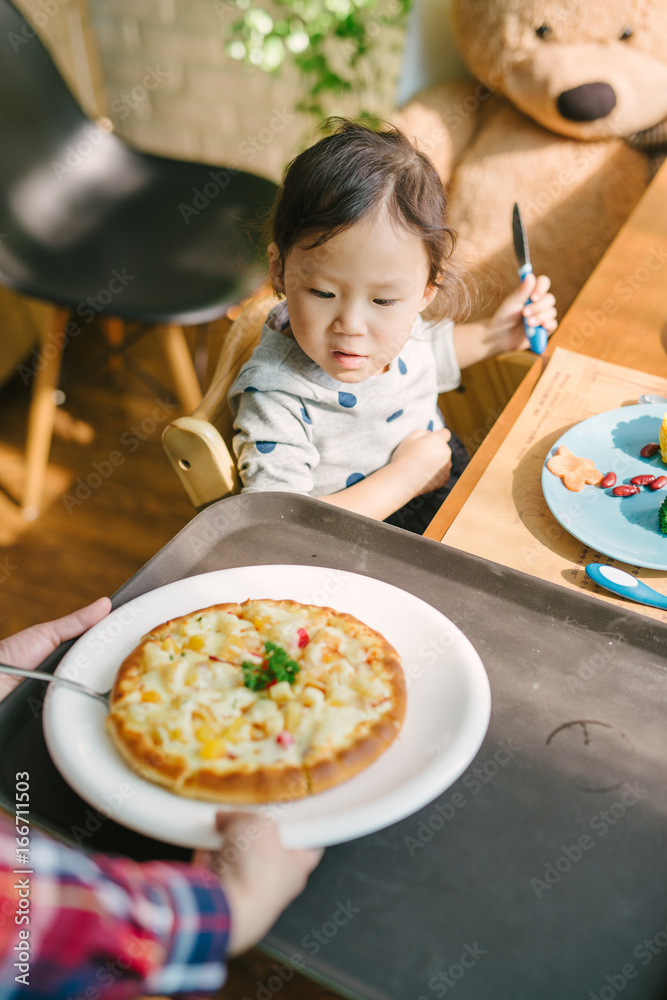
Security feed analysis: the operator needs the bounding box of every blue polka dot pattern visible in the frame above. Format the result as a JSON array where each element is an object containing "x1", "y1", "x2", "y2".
[
  {"x1": 427, "y1": 421, "x2": 434, "y2": 431},
  {"x1": 398, "y1": 357, "x2": 407, "y2": 375},
  {"x1": 300, "y1": 407, "x2": 312, "y2": 425},
  {"x1": 256, "y1": 441, "x2": 276, "y2": 454},
  {"x1": 346, "y1": 472, "x2": 365, "y2": 487},
  {"x1": 244, "y1": 386, "x2": 258, "y2": 393},
  {"x1": 386, "y1": 410, "x2": 403, "y2": 422},
  {"x1": 338, "y1": 391, "x2": 357, "y2": 408}
]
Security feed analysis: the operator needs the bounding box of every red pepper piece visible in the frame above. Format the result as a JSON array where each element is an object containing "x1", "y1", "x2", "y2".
[
  {"x1": 297, "y1": 628, "x2": 309, "y2": 648},
  {"x1": 277, "y1": 730, "x2": 295, "y2": 748}
]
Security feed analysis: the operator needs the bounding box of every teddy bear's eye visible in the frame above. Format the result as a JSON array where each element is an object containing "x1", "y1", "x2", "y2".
[
  {"x1": 619, "y1": 26, "x2": 634, "y2": 40},
  {"x1": 535, "y1": 24, "x2": 553, "y2": 40}
]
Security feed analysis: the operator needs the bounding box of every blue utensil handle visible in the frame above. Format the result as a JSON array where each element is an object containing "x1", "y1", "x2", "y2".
[
  {"x1": 585, "y1": 563, "x2": 667, "y2": 610},
  {"x1": 518, "y1": 263, "x2": 548, "y2": 355}
]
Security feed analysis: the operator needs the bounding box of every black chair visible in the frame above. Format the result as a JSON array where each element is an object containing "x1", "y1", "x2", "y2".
[{"x1": 0, "y1": 0, "x2": 277, "y2": 517}]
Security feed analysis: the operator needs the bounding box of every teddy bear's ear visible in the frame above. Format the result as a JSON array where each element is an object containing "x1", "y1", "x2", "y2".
[{"x1": 397, "y1": 0, "x2": 473, "y2": 105}]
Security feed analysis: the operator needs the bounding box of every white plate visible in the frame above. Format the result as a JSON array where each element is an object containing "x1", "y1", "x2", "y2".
[{"x1": 43, "y1": 566, "x2": 491, "y2": 849}]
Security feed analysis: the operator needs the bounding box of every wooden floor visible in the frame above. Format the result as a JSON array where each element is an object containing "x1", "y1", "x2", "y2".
[{"x1": 0, "y1": 324, "x2": 342, "y2": 1000}]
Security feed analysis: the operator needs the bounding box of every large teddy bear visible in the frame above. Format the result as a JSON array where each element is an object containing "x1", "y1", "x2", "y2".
[{"x1": 398, "y1": 0, "x2": 667, "y2": 432}]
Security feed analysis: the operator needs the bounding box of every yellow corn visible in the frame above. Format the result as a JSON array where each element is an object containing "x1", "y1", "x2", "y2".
[
  {"x1": 221, "y1": 717, "x2": 249, "y2": 743},
  {"x1": 141, "y1": 690, "x2": 162, "y2": 703},
  {"x1": 195, "y1": 723, "x2": 215, "y2": 742},
  {"x1": 200, "y1": 738, "x2": 227, "y2": 760},
  {"x1": 187, "y1": 635, "x2": 206, "y2": 651}
]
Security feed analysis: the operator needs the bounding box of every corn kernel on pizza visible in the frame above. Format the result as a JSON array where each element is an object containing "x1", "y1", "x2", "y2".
[{"x1": 106, "y1": 599, "x2": 406, "y2": 803}]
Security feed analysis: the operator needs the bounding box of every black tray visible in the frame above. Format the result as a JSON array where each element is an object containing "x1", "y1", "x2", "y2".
[{"x1": 2, "y1": 493, "x2": 667, "y2": 1000}]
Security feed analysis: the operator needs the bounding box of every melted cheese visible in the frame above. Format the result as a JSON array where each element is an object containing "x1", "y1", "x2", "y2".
[{"x1": 111, "y1": 601, "x2": 398, "y2": 776}]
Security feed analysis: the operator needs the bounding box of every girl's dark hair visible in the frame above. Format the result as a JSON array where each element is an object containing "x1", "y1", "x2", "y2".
[{"x1": 270, "y1": 118, "x2": 470, "y2": 321}]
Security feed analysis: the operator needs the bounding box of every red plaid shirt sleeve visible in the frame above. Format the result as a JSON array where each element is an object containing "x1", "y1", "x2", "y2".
[{"x1": 0, "y1": 811, "x2": 230, "y2": 999}]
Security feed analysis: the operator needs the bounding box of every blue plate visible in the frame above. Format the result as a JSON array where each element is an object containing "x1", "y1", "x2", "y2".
[{"x1": 541, "y1": 404, "x2": 667, "y2": 570}]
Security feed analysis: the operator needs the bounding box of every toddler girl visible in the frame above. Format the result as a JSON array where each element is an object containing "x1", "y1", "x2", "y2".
[{"x1": 229, "y1": 119, "x2": 557, "y2": 534}]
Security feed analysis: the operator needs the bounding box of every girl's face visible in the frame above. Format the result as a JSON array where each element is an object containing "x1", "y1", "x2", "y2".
[{"x1": 268, "y1": 209, "x2": 438, "y2": 383}]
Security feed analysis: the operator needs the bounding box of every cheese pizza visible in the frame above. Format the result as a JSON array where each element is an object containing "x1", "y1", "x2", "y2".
[{"x1": 105, "y1": 599, "x2": 406, "y2": 803}]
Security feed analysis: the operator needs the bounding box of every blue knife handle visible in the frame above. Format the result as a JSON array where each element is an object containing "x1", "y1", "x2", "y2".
[{"x1": 518, "y1": 263, "x2": 548, "y2": 355}]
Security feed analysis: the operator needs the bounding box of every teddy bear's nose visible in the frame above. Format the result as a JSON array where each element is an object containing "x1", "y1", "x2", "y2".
[{"x1": 557, "y1": 82, "x2": 617, "y2": 122}]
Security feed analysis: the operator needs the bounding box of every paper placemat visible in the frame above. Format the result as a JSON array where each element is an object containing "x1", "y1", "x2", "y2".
[{"x1": 442, "y1": 346, "x2": 667, "y2": 623}]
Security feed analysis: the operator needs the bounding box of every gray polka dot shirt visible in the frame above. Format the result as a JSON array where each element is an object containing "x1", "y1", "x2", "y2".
[{"x1": 228, "y1": 304, "x2": 460, "y2": 497}]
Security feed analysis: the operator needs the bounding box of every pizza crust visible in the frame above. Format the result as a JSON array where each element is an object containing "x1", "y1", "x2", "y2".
[{"x1": 106, "y1": 599, "x2": 406, "y2": 803}]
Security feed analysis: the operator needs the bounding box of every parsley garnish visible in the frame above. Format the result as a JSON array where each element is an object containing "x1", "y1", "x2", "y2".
[{"x1": 241, "y1": 641, "x2": 301, "y2": 691}]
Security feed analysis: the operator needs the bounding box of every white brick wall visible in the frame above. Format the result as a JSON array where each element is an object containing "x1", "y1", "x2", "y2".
[
  {"x1": 88, "y1": 0, "x2": 404, "y2": 179},
  {"x1": 13, "y1": 0, "x2": 405, "y2": 180}
]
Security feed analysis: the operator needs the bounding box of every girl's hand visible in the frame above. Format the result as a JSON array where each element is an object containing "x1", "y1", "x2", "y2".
[
  {"x1": 390, "y1": 428, "x2": 453, "y2": 495},
  {"x1": 490, "y1": 273, "x2": 558, "y2": 353},
  {"x1": 193, "y1": 812, "x2": 323, "y2": 956}
]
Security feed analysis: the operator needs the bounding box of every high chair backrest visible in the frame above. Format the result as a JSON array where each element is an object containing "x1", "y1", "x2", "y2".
[{"x1": 162, "y1": 292, "x2": 279, "y2": 508}]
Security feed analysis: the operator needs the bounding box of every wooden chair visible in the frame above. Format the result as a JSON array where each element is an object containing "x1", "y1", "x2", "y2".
[
  {"x1": 0, "y1": 0, "x2": 277, "y2": 519},
  {"x1": 162, "y1": 293, "x2": 278, "y2": 509}
]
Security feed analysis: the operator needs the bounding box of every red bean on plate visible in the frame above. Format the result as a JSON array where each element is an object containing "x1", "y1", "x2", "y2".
[
  {"x1": 600, "y1": 472, "x2": 617, "y2": 488},
  {"x1": 612, "y1": 485, "x2": 641, "y2": 497},
  {"x1": 631, "y1": 474, "x2": 656, "y2": 486},
  {"x1": 640, "y1": 442, "x2": 660, "y2": 458},
  {"x1": 649, "y1": 476, "x2": 667, "y2": 491}
]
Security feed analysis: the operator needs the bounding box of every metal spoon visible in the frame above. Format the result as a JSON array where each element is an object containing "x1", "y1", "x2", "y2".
[
  {"x1": 585, "y1": 564, "x2": 667, "y2": 611},
  {"x1": 0, "y1": 663, "x2": 110, "y2": 707}
]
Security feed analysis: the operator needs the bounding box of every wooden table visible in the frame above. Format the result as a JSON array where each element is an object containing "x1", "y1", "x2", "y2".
[{"x1": 426, "y1": 159, "x2": 667, "y2": 543}]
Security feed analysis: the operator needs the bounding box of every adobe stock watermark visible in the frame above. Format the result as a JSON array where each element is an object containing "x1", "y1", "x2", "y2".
[
  {"x1": 563, "y1": 244, "x2": 667, "y2": 352},
  {"x1": 522, "y1": 108, "x2": 633, "y2": 225},
  {"x1": 0, "y1": 557, "x2": 18, "y2": 584},
  {"x1": 418, "y1": 941, "x2": 487, "y2": 998},
  {"x1": 61, "y1": 397, "x2": 179, "y2": 513},
  {"x1": 7, "y1": 0, "x2": 73, "y2": 52},
  {"x1": 109, "y1": 65, "x2": 170, "y2": 122},
  {"x1": 69, "y1": 780, "x2": 137, "y2": 847},
  {"x1": 178, "y1": 108, "x2": 295, "y2": 224},
  {"x1": 300, "y1": 899, "x2": 359, "y2": 956},
  {"x1": 587, "y1": 919, "x2": 667, "y2": 1000},
  {"x1": 529, "y1": 781, "x2": 647, "y2": 898},
  {"x1": 563, "y1": 627, "x2": 633, "y2": 695},
  {"x1": 401, "y1": 629, "x2": 458, "y2": 692},
  {"x1": 26, "y1": 601, "x2": 145, "y2": 718},
  {"x1": 51, "y1": 120, "x2": 113, "y2": 181},
  {"x1": 237, "y1": 954, "x2": 308, "y2": 1000},
  {"x1": 12, "y1": 771, "x2": 31, "y2": 988},
  {"x1": 404, "y1": 739, "x2": 521, "y2": 856},
  {"x1": 16, "y1": 268, "x2": 135, "y2": 387},
  {"x1": 460, "y1": 403, "x2": 505, "y2": 455}
]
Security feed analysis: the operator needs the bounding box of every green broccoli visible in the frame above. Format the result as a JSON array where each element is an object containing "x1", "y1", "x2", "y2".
[{"x1": 660, "y1": 496, "x2": 667, "y2": 535}]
